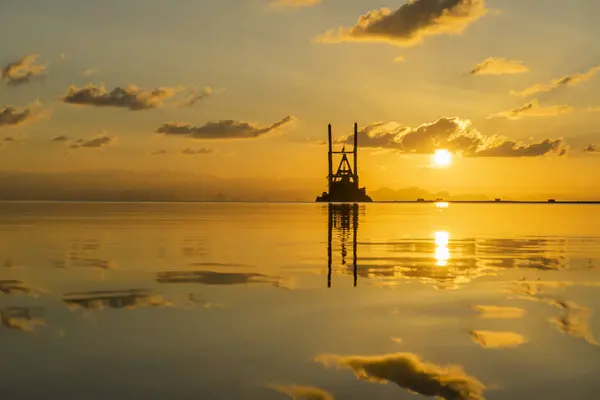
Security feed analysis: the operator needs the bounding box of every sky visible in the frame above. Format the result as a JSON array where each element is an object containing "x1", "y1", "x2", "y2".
[{"x1": 1, "y1": 0, "x2": 600, "y2": 200}]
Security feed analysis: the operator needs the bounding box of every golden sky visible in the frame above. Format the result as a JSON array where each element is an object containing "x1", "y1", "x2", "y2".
[{"x1": 1, "y1": 0, "x2": 600, "y2": 200}]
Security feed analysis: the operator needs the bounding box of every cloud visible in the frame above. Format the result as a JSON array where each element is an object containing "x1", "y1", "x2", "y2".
[
  {"x1": 177, "y1": 86, "x2": 213, "y2": 108},
  {"x1": 315, "y1": 352, "x2": 485, "y2": 400},
  {"x1": 469, "y1": 330, "x2": 527, "y2": 348},
  {"x1": 157, "y1": 270, "x2": 281, "y2": 286},
  {"x1": 268, "y1": 385, "x2": 334, "y2": 400},
  {"x1": 82, "y1": 68, "x2": 101, "y2": 77},
  {"x1": 151, "y1": 149, "x2": 168, "y2": 155},
  {"x1": 1, "y1": 54, "x2": 46, "y2": 86},
  {"x1": 393, "y1": 56, "x2": 406, "y2": 63},
  {"x1": 338, "y1": 117, "x2": 567, "y2": 157},
  {"x1": 511, "y1": 65, "x2": 600, "y2": 97},
  {"x1": 0, "y1": 103, "x2": 44, "y2": 128},
  {"x1": 0, "y1": 280, "x2": 42, "y2": 297},
  {"x1": 61, "y1": 84, "x2": 177, "y2": 110},
  {"x1": 472, "y1": 305, "x2": 526, "y2": 319},
  {"x1": 52, "y1": 135, "x2": 70, "y2": 142},
  {"x1": 182, "y1": 148, "x2": 213, "y2": 155},
  {"x1": 156, "y1": 116, "x2": 294, "y2": 139},
  {"x1": 471, "y1": 138, "x2": 568, "y2": 158},
  {"x1": 584, "y1": 144, "x2": 599, "y2": 153},
  {"x1": 488, "y1": 99, "x2": 573, "y2": 120},
  {"x1": 316, "y1": 0, "x2": 488, "y2": 47},
  {"x1": 63, "y1": 289, "x2": 172, "y2": 310},
  {"x1": 1, "y1": 308, "x2": 45, "y2": 332},
  {"x1": 550, "y1": 300, "x2": 598, "y2": 346},
  {"x1": 470, "y1": 57, "x2": 529, "y2": 76},
  {"x1": 68, "y1": 134, "x2": 116, "y2": 149},
  {"x1": 271, "y1": 0, "x2": 322, "y2": 7}
]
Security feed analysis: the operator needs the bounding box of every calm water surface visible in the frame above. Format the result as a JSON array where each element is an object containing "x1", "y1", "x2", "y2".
[{"x1": 1, "y1": 202, "x2": 599, "y2": 400}]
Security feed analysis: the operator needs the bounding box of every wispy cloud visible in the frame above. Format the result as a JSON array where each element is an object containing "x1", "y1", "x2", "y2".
[
  {"x1": 1, "y1": 54, "x2": 46, "y2": 86},
  {"x1": 177, "y1": 86, "x2": 212, "y2": 108},
  {"x1": 181, "y1": 148, "x2": 213, "y2": 155},
  {"x1": 56, "y1": 132, "x2": 116, "y2": 149},
  {"x1": 470, "y1": 330, "x2": 527, "y2": 348},
  {"x1": 337, "y1": 117, "x2": 567, "y2": 158},
  {"x1": 315, "y1": 352, "x2": 486, "y2": 400},
  {"x1": 470, "y1": 57, "x2": 529, "y2": 76},
  {"x1": 316, "y1": 0, "x2": 488, "y2": 47},
  {"x1": 392, "y1": 56, "x2": 406, "y2": 63},
  {"x1": 157, "y1": 116, "x2": 294, "y2": 139},
  {"x1": 584, "y1": 144, "x2": 599, "y2": 153},
  {"x1": 472, "y1": 305, "x2": 526, "y2": 319},
  {"x1": 82, "y1": 68, "x2": 101, "y2": 77},
  {"x1": 488, "y1": 99, "x2": 573, "y2": 120},
  {"x1": 61, "y1": 84, "x2": 178, "y2": 110},
  {"x1": 271, "y1": 0, "x2": 322, "y2": 8},
  {"x1": 267, "y1": 385, "x2": 334, "y2": 400},
  {"x1": 511, "y1": 65, "x2": 600, "y2": 97}
]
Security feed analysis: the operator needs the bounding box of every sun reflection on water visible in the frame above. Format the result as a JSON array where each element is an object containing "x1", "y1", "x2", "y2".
[{"x1": 435, "y1": 231, "x2": 450, "y2": 267}]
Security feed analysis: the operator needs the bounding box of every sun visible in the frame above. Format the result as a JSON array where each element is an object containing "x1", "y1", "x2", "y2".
[{"x1": 433, "y1": 149, "x2": 452, "y2": 167}]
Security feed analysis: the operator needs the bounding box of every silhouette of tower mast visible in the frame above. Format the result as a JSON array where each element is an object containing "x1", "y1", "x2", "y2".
[{"x1": 317, "y1": 123, "x2": 372, "y2": 203}]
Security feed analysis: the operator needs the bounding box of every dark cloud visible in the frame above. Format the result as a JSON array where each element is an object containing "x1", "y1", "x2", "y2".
[
  {"x1": 338, "y1": 117, "x2": 567, "y2": 158},
  {"x1": 488, "y1": 99, "x2": 573, "y2": 120},
  {"x1": 511, "y1": 65, "x2": 600, "y2": 97},
  {"x1": 151, "y1": 149, "x2": 168, "y2": 155},
  {"x1": 268, "y1": 385, "x2": 334, "y2": 400},
  {"x1": 317, "y1": 0, "x2": 488, "y2": 47},
  {"x1": 52, "y1": 135, "x2": 70, "y2": 142},
  {"x1": 1, "y1": 54, "x2": 46, "y2": 86},
  {"x1": 177, "y1": 86, "x2": 212, "y2": 108},
  {"x1": 470, "y1": 57, "x2": 529, "y2": 76},
  {"x1": 469, "y1": 330, "x2": 527, "y2": 348},
  {"x1": 61, "y1": 84, "x2": 177, "y2": 110},
  {"x1": 182, "y1": 148, "x2": 213, "y2": 155},
  {"x1": 68, "y1": 135, "x2": 116, "y2": 149},
  {"x1": 584, "y1": 144, "x2": 599, "y2": 153},
  {"x1": 63, "y1": 289, "x2": 172, "y2": 310},
  {"x1": 0, "y1": 104, "x2": 42, "y2": 128},
  {"x1": 315, "y1": 352, "x2": 485, "y2": 400},
  {"x1": 157, "y1": 116, "x2": 294, "y2": 139}
]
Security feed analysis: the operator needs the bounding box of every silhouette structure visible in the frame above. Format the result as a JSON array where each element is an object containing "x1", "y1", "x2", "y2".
[
  {"x1": 316, "y1": 123, "x2": 372, "y2": 202},
  {"x1": 327, "y1": 203, "x2": 358, "y2": 288}
]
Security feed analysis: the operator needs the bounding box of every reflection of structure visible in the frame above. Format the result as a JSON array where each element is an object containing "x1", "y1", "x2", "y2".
[
  {"x1": 316, "y1": 124, "x2": 372, "y2": 203},
  {"x1": 327, "y1": 203, "x2": 359, "y2": 287}
]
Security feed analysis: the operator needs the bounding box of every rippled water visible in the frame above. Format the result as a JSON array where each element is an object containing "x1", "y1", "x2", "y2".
[{"x1": 1, "y1": 202, "x2": 599, "y2": 399}]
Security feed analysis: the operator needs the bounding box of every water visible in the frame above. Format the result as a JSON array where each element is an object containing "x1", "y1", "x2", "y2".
[{"x1": 1, "y1": 202, "x2": 599, "y2": 400}]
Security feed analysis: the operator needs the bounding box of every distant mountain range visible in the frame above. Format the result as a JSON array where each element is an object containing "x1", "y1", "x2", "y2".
[
  {"x1": 0, "y1": 169, "x2": 582, "y2": 202},
  {"x1": 370, "y1": 187, "x2": 490, "y2": 202}
]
